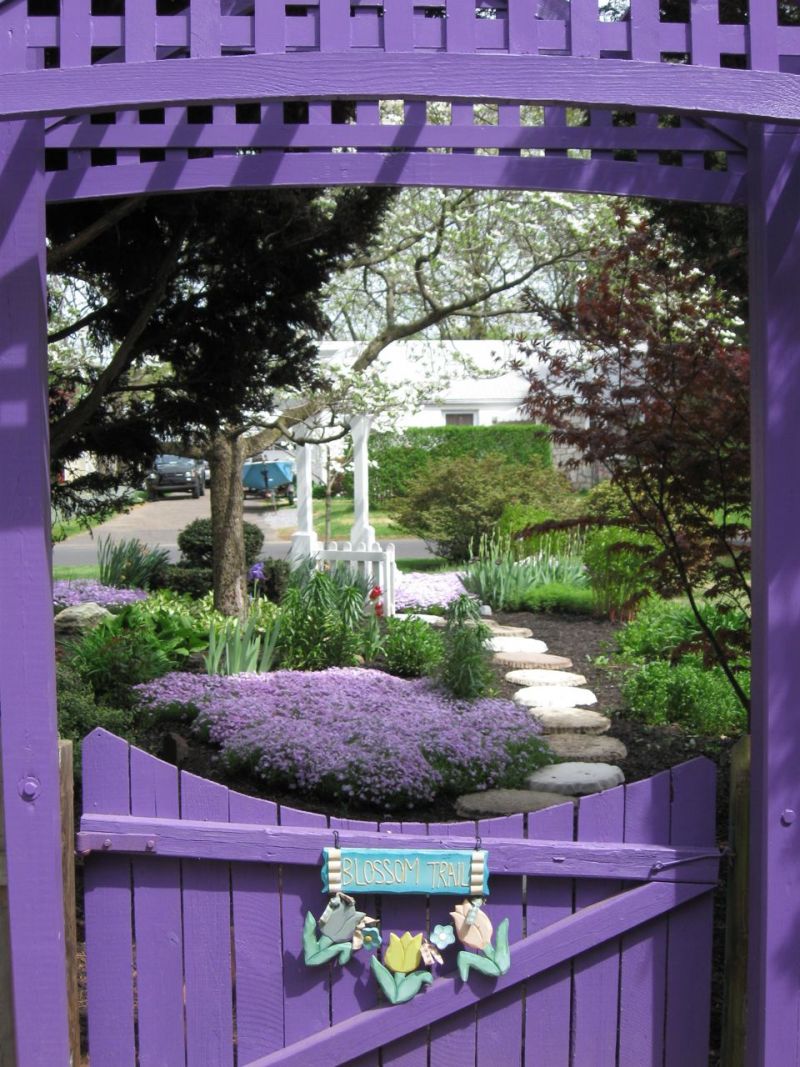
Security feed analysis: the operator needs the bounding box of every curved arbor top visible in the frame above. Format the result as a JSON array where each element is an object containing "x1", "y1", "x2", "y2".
[{"x1": 1, "y1": 2, "x2": 799, "y2": 203}]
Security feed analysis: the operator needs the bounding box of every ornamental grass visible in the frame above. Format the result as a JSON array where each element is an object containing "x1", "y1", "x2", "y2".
[{"x1": 135, "y1": 667, "x2": 551, "y2": 809}]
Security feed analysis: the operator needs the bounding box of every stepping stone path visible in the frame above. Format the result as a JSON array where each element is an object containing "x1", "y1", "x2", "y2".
[
  {"x1": 545, "y1": 733, "x2": 628, "y2": 763},
  {"x1": 404, "y1": 606, "x2": 629, "y2": 813},
  {"x1": 505, "y1": 668, "x2": 587, "y2": 688},
  {"x1": 494, "y1": 651, "x2": 574, "y2": 671},
  {"x1": 481, "y1": 620, "x2": 534, "y2": 639},
  {"x1": 528, "y1": 707, "x2": 612, "y2": 735},
  {"x1": 456, "y1": 789, "x2": 576, "y2": 818},
  {"x1": 526, "y1": 762, "x2": 625, "y2": 796},
  {"x1": 514, "y1": 685, "x2": 598, "y2": 710},
  {"x1": 488, "y1": 636, "x2": 548, "y2": 655}
]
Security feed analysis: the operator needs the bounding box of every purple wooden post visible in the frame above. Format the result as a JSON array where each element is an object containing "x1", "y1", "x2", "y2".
[
  {"x1": 0, "y1": 116, "x2": 70, "y2": 1064},
  {"x1": 747, "y1": 123, "x2": 800, "y2": 1067}
]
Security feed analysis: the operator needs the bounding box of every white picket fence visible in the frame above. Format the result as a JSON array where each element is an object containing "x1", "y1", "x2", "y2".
[{"x1": 316, "y1": 540, "x2": 397, "y2": 616}]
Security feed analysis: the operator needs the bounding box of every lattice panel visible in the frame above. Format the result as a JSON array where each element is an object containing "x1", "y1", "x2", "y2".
[
  {"x1": 5, "y1": 0, "x2": 784, "y2": 203},
  {"x1": 18, "y1": 1, "x2": 800, "y2": 72}
]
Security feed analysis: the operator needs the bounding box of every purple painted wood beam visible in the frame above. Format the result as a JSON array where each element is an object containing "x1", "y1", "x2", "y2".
[
  {"x1": 747, "y1": 123, "x2": 800, "y2": 1067},
  {"x1": 0, "y1": 53, "x2": 799, "y2": 124},
  {"x1": 76, "y1": 809, "x2": 721, "y2": 883},
  {"x1": 43, "y1": 150, "x2": 747, "y2": 207},
  {"x1": 242, "y1": 881, "x2": 713, "y2": 1067},
  {"x1": 0, "y1": 117, "x2": 70, "y2": 1066}
]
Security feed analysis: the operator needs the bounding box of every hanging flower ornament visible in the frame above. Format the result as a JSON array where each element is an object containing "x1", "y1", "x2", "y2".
[
  {"x1": 371, "y1": 932, "x2": 434, "y2": 1005},
  {"x1": 303, "y1": 893, "x2": 379, "y2": 967},
  {"x1": 450, "y1": 899, "x2": 511, "y2": 979}
]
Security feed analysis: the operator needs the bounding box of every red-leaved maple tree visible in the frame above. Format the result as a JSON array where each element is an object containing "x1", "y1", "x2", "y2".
[{"x1": 521, "y1": 209, "x2": 750, "y2": 713}]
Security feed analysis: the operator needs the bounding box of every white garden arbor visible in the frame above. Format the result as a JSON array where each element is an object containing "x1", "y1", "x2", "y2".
[{"x1": 289, "y1": 414, "x2": 397, "y2": 614}]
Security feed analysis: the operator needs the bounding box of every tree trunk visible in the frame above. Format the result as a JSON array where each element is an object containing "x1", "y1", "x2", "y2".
[{"x1": 209, "y1": 433, "x2": 247, "y2": 619}]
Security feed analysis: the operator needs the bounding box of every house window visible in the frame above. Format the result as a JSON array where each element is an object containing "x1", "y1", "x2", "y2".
[{"x1": 445, "y1": 412, "x2": 475, "y2": 426}]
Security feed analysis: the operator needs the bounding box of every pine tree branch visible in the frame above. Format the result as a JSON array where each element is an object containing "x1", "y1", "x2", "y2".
[
  {"x1": 47, "y1": 196, "x2": 148, "y2": 271},
  {"x1": 50, "y1": 222, "x2": 189, "y2": 458}
]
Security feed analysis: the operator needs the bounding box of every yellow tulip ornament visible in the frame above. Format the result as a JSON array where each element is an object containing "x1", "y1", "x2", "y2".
[{"x1": 371, "y1": 932, "x2": 435, "y2": 1005}]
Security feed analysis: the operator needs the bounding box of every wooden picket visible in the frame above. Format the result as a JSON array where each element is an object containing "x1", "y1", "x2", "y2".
[{"x1": 79, "y1": 730, "x2": 719, "y2": 1066}]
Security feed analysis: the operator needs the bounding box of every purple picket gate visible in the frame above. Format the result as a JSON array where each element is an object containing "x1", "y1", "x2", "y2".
[{"x1": 78, "y1": 730, "x2": 719, "y2": 1066}]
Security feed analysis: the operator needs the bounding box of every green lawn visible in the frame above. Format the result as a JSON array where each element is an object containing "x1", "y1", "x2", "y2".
[
  {"x1": 274, "y1": 497, "x2": 412, "y2": 541},
  {"x1": 53, "y1": 564, "x2": 101, "y2": 581}
]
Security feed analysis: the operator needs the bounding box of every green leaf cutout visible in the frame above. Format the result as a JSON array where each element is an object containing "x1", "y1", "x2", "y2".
[
  {"x1": 371, "y1": 960, "x2": 433, "y2": 1005},
  {"x1": 303, "y1": 912, "x2": 352, "y2": 967},
  {"x1": 394, "y1": 971, "x2": 433, "y2": 1005},
  {"x1": 457, "y1": 951, "x2": 502, "y2": 981},
  {"x1": 371, "y1": 957, "x2": 398, "y2": 1002},
  {"x1": 493, "y1": 919, "x2": 511, "y2": 975}
]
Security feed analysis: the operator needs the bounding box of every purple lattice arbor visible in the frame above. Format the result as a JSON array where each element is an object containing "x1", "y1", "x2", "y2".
[{"x1": 0, "y1": 1, "x2": 798, "y2": 1064}]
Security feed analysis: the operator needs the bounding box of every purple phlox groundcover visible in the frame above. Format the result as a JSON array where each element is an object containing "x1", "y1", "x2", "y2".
[
  {"x1": 135, "y1": 667, "x2": 546, "y2": 808},
  {"x1": 53, "y1": 579, "x2": 149, "y2": 609},
  {"x1": 395, "y1": 571, "x2": 466, "y2": 612}
]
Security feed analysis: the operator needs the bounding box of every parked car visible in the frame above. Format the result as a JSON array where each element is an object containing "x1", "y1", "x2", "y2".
[{"x1": 146, "y1": 455, "x2": 205, "y2": 499}]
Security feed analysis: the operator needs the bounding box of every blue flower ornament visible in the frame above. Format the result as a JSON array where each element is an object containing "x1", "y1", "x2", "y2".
[{"x1": 430, "y1": 924, "x2": 456, "y2": 950}]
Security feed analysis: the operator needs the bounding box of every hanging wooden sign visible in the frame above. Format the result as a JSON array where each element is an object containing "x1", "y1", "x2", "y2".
[{"x1": 322, "y1": 847, "x2": 489, "y2": 896}]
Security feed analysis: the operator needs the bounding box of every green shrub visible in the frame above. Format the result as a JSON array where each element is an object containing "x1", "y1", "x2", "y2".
[
  {"x1": 615, "y1": 595, "x2": 750, "y2": 665},
  {"x1": 383, "y1": 618, "x2": 443, "y2": 678},
  {"x1": 438, "y1": 595, "x2": 494, "y2": 699},
  {"x1": 391, "y1": 454, "x2": 573, "y2": 562},
  {"x1": 344, "y1": 423, "x2": 552, "y2": 504},
  {"x1": 156, "y1": 564, "x2": 214, "y2": 599},
  {"x1": 496, "y1": 503, "x2": 586, "y2": 559},
  {"x1": 56, "y1": 662, "x2": 134, "y2": 772},
  {"x1": 67, "y1": 622, "x2": 173, "y2": 706},
  {"x1": 582, "y1": 481, "x2": 633, "y2": 522},
  {"x1": 583, "y1": 525, "x2": 660, "y2": 619},
  {"x1": 118, "y1": 591, "x2": 211, "y2": 663},
  {"x1": 622, "y1": 657, "x2": 748, "y2": 735},
  {"x1": 521, "y1": 583, "x2": 595, "y2": 615},
  {"x1": 278, "y1": 569, "x2": 367, "y2": 670},
  {"x1": 177, "y1": 518, "x2": 264, "y2": 567},
  {"x1": 97, "y1": 535, "x2": 169, "y2": 589}
]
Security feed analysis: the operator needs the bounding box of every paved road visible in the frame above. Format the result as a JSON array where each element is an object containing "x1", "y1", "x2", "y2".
[{"x1": 52, "y1": 493, "x2": 431, "y2": 567}]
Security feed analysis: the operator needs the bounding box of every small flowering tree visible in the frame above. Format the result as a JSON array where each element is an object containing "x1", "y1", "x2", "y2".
[{"x1": 521, "y1": 209, "x2": 750, "y2": 713}]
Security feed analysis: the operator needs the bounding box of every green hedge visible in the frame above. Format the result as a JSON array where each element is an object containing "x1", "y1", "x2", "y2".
[{"x1": 343, "y1": 423, "x2": 551, "y2": 505}]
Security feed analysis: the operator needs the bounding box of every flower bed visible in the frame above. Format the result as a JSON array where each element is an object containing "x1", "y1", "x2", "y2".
[
  {"x1": 395, "y1": 571, "x2": 467, "y2": 613},
  {"x1": 53, "y1": 579, "x2": 148, "y2": 609},
  {"x1": 135, "y1": 667, "x2": 550, "y2": 809}
]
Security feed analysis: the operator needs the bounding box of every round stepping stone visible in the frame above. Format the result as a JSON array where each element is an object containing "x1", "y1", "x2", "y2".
[
  {"x1": 494, "y1": 651, "x2": 573, "y2": 671},
  {"x1": 482, "y1": 620, "x2": 534, "y2": 639},
  {"x1": 455, "y1": 789, "x2": 577, "y2": 818},
  {"x1": 488, "y1": 636, "x2": 548, "y2": 654},
  {"x1": 528, "y1": 708, "x2": 612, "y2": 735},
  {"x1": 526, "y1": 762, "x2": 625, "y2": 796},
  {"x1": 505, "y1": 668, "x2": 587, "y2": 688},
  {"x1": 545, "y1": 734, "x2": 628, "y2": 763},
  {"x1": 513, "y1": 685, "x2": 597, "y2": 710}
]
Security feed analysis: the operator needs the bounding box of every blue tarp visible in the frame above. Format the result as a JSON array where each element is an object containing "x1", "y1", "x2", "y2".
[{"x1": 242, "y1": 460, "x2": 294, "y2": 492}]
